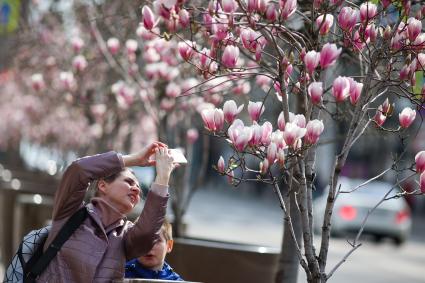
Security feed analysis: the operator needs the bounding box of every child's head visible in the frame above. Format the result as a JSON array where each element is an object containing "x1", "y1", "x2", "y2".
[{"x1": 137, "y1": 220, "x2": 174, "y2": 271}]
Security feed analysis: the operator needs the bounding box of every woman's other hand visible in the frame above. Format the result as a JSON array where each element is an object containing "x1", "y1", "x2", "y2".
[
  {"x1": 122, "y1": 141, "x2": 168, "y2": 167},
  {"x1": 154, "y1": 147, "x2": 177, "y2": 186}
]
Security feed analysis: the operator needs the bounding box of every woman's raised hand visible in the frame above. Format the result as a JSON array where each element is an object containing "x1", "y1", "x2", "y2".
[
  {"x1": 122, "y1": 141, "x2": 168, "y2": 167},
  {"x1": 154, "y1": 147, "x2": 178, "y2": 186}
]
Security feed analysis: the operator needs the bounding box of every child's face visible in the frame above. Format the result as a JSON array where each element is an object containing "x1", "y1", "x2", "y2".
[{"x1": 138, "y1": 233, "x2": 172, "y2": 271}]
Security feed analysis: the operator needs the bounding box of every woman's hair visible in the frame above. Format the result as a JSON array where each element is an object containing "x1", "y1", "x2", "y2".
[{"x1": 89, "y1": 168, "x2": 136, "y2": 197}]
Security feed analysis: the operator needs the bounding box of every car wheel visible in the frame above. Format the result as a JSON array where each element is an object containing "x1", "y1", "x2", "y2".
[
  {"x1": 372, "y1": 234, "x2": 384, "y2": 244},
  {"x1": 392, "y1": 237, "x2": 405, "y2": 246}
]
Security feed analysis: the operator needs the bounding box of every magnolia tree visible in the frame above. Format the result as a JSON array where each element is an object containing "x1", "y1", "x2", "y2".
[
  {"x1": 0, "y1": 1, "x2": 220, "y2": 236},
  {"x1": 140, "y1": 0, "x2": 425, "y2": 282}
]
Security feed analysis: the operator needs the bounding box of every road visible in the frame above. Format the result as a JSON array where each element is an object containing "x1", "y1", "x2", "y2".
[{"x1": 183, "y1": 184, "x2": 425, "y2": 283}]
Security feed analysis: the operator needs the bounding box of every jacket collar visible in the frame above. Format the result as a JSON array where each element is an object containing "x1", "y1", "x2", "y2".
[
  {"x1": 127, "y1": 259, "x2": 177, "y2": 279},
  {"x1": 88, "y1": 198, "x2": 126, "y2": 231}
]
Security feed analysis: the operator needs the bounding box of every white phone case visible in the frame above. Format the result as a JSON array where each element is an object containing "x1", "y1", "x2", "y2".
[{"x1": 169, "y1": 148, "x2": 187, "y2": 163}]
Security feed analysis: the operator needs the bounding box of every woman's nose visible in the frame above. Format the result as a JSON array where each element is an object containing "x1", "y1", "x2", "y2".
[{"x1": 130, "y1": 185, "x2": 140, "y2": 194}]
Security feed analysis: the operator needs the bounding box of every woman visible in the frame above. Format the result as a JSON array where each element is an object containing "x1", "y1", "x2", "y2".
[{"x1": 36, "y1": 142, "x2": 176, "y2": 282}]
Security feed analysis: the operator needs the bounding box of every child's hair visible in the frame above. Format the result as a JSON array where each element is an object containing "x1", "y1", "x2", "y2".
[{"x1": 160, "y1": 219, "x2": 173, "y2": 241}]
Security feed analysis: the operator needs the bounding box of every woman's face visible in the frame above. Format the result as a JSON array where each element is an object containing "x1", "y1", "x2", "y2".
[{"x1": 98, "y1": 170, "x2": 141, "y2": 214}]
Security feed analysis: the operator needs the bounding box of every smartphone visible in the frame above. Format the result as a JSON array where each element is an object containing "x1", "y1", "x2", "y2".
[{"x1": 169, "y1": 148, "x2": 187, "y2": 164}]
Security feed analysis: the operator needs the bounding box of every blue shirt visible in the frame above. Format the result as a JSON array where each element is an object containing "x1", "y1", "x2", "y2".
[{"x1": 125, "y1": 259, "x2": 183, "y2": 281}]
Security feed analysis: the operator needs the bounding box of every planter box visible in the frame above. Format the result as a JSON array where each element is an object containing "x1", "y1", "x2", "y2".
[{"x1": 167, "y1": 238, "x2": 280, "y2": 283}]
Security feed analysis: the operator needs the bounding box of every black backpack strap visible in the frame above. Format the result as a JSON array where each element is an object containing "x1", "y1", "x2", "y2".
[{"x1": 25, "y1": 207, "x2": 88, "y2": 282}]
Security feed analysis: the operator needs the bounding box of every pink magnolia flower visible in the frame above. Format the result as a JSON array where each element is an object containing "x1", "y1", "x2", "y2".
[
  {"x1": 365, "y1": 23, "x2": 377, "y2": 42},
  {"x1": 407, "y1": 17, "x2": 422, "y2": 42},
  {"x1": 232, "y1": 81, "x2": 251, "y2": 95},
  {"x1": 313, "y1": 0, "x2": 324, "y2": 8},
  {"x1": 256, "y1": 75, "x2": 271, "y2": 89},
  {"x1": 136, "y1": 25, "x2": 157, "y2": 40},
  {"x1": 266, "y1": 4, "x2": 277, "y2": 22},
  {"x1": 399, "y1": 64, "x2": 411, "y2": 81},
  {"x1": 222, "y1": 45, "x2": 240, "y2": 68},
  {"x1": 166, "y1": 82, "x2": 181, "y2": 98},
  {"x1": 261, "y1": 121, "x2": 273, "y2": 145},
  {"x1": 359, "y1": 2, "x2": 377, "y2": 23},
  {"x1": 320, "y1": 43, "x2": 341, "y2": 69},
  {"x1": 201, "y1": 108, "x2": 224, "y2": 132},
  {"x1": 72, "y1": 55, "x2": 88, "y2": 72},
  {"x1": 260, "y1": 159, "x2": 270, "y2": 175},
  {"x1": 332, "y1": 76, "x2": 350, "y2": 102},
  {"x1": 381, "y1": 0, "x2": 391, "y2": 9},
  {"x1": 240, "y1": 29, "x2": 262, "y2": 52},
  {"x1": 217, "y1": 156, "x2": 225, "y2": 173},
  {"x1": 143, "y1": 48, "x2": 160, "y2": 63},
  {"x1": 381, "y1": 98, "x2": 392, "y2": 114},
  {"x1": 142, "y1": 5, "x2": 156, "y2": 30},
  {"x1": 390, "y1": 32, "x2": 403, "y2": 51},
  {"x1": 278, "y1": 112, "x2": 286, "y2": 131},
  {"x1": 267, "y1": 142, "x2": 278, "y2": 164},
  {"x1": 277, "y1": 149, "x2": 285, "y2": 167},
  {"x1": 59, "y1": 71, "x2": 75, "y2": 90},
  {"x1": 412, "y1": 33, "x2": 425, "y2": 51},
  {"x1": 304, "y1": 50, "x2": 320, "y2": 73},
  {"x1": 249, "y1": 122, "x2": 263, "y2": 146},
  {"x1": 338, "y1": 7, "x2": 358, "y2": 31},
  {"x1": 420, "y1": 172, "x2": 425, "y2": 193},
  {"x1": 178, "y1": 41, "x2": 194, "y2": 61},
  {"x1": 222, "y1": 0, "x2": 237, "y2": 13},
  {"x1": 125, "y1": 39, "x2": 138, "y2": 53},
  {"x1": 347, "y1": 78, "x2": 363, "y2": 105},
  {"x1": 308, "y1": 81, "x2": 323, "y2": 105},
  {"x1": 31, "y1": 73, "x2": 45, "y2": 91},
  {"x1": 352, "y1": 30, "x2": 366, "y2": 51},
  {"x1": 305, "y1": 120, "x2": 324, "y2": 145},
  {"x1": 290, "y1": 113, "x2": 306, "y2": 128},
  {"x1": 416, "y1": 151, "x2": 425, "y2": 173},
  {"x1": 228, "y1": 119, "x2": 243, "y2": 143},
  {"x1": 282, "y1": 122, "x2": 307, "y2": 148},
  {"x1": 71, "y1": 37, "x2": 84, "y2": 53},
  {"x1": 179, "y1": 9, "x2": 190, "y2": 28},
  {"x1": 399, "y1": 107, "x2": 416, "y2": 128},
  {"x1": 280, "y1": 0, "x2": 297, "y2": 20},
  {"x1": 107, "y1": 38, "x2": 120, "y2": 55},
  {"x1": 228, "y1": 120, "x2": 253, "y2": 151},
  {"x1": 271, "y1": 130, "x2": 286, "y2": 149},
  {"x1": 315, "y1": 14, "x2": 334, "y2": 35},
  {"x1": 374, "y1": 106, "x2": 386, "y2": 126},
  {"x1": 330, "y1": 0, "x2": 343, "y2": 6},
  {"x1": 187, "y1": 128, "x2": 199, "y2": 144},
  {"x1": 247, "y1": 0, "x2": 258, "y2": 13},
  {"x1": 415, "y1": 53, "x2": 425, "y2": 71},
  {"x1": 258, "y1": 0, "x2": 268, "y2": 13},
  {"x1": 248, "y1": 101, "x2": 265, "y2": 122},
  {"x1": 90, "y1": 104, "x2": 107, "y2": 119},
  {"x1": 227, "y1": 170, "x2": 235, "y2": 185},
  {"x1": 223, "y1": 100, "x2": 244, "y2": 124},
  {"x1": 211, "y1": 17, "x2": 229, "y2": 41}
]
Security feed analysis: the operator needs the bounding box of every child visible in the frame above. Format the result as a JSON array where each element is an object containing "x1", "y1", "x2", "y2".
[{"x1": 125, "y1": 220, "x2": 183, "y2": 281}]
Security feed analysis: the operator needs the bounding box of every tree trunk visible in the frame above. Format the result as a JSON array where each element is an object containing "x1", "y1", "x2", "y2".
[{"x1": 275, "y1": 191, "x2": 302, "y2": 283}]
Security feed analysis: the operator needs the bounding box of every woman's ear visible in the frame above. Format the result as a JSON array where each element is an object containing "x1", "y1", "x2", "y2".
[
  {"x1": 97, "y1": 180, "x2": 108, "y2": 195},
  {"x1": 166, "y1": 239, "x2": 174, "y2": 253}
]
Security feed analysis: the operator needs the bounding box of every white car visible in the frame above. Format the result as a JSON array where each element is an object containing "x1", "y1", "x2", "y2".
[{"x1": 313, "y1": 177, "x2": 412, "y2": 245}]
